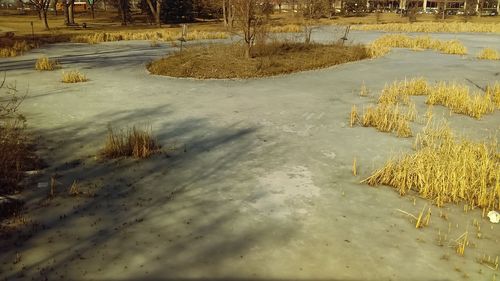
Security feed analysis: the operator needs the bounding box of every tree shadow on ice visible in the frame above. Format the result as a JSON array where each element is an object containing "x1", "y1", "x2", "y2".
[{"x1": 0, "y1": 105, "x2": 294, "y2": 280}]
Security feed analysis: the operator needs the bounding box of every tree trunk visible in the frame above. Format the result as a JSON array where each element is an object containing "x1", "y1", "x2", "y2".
[
  {"x1": 228, "y1": 0, "x2": 233, "y2": 28},
  {"x1": 223, "y1": 0, "x2": 227, "y2": 25},
  {"x1": 42, "y1": 10, "x2": 50, "y2": 30},
  {"x1": 63, "y1": 3, "x2": 70, "y2": 25},
  {"x1": 53, "y1": 0, "x2": 58, "y2": 16},
  {"x1": 245, "y1": 44, "x2": 251, "y2": 58},
  {"x1": 69, "y1": 0, "x2": 75, "y2": 24},
  {"x1": 442, "y1": 0, "x2": 446, "y2": 19},
  {"x1": 155, "y1": 0, "x2": 161, "y2": 26},
  {"x1": 119, "y1": 0, "x2": 127, "y2": 25},
  {"x1": 90, "y1": 4, "x2": 95, "y2": 18}
]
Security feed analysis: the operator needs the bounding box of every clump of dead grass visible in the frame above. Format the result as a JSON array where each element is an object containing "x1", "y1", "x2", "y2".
[
  {"x1": 359, "y1": 103, "x2": 413, "y2": 137},
  {"x1": 101, "y1": 126, "x2": 161, "y2": 159},
  {"x1": 148, "y1": 41, "x2": 371, "y2": 79},
  {"x1": 353, "y1": 22, "x2": 500, "y2": 33},
  {"x1": 486, "y1": 82, "x2": 500, "y2": 108},
  {"x1": 370, "y1": 34, "x2": 467, "y2": 55},
  {"x1": 377, "y1": 78, "x2": 497, "y2": 119},
  {"x1": 378, "y1": 77, "x2": 430, "y2": 105},
  {"x1": 61, "y1": 70, "x2": 87, "y2": 83},
  {"x1": 427, "y1": 81, "x2": 495, "y2": 119},
  {"x1": 150, "y1": 39, "x2": 160, "y2": 48},
  {"x1": 269, "y1": 24, "x2": 303, "y2": 33},
  {"x1": 0, "y1": 40, "x2": 35, "y2": 58},
  {"x1": 35, "y1": 56, "x2": 59, "y2": 71},
  {"x1": 363, "y1": 123, "x2": 499, "y2": 210},
  {"x1": 477, "y1": 48, "x2": 500, "y2": 60},
  {"x1": 71, "y1": 30, "x2": 228, "y2": 44}
]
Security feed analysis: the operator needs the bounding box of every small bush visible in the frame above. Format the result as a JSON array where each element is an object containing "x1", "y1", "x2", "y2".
[
  {"x1": 35, "y1": 56, "x2": 59, "y2": 71},
  {"x1": 61, "y1": 70, "x2": 88, "y2": 83},
  {"x1": 477, "y1": 48, "x2": 500, "y2": 60},
  {"x1": 101, "y1": 126, "x2": 161, "y2": 159},
  {"x1": 0, "y1": 77, "x2": 33, "y2": 196},
  {"x1": 363, "y1": 123, "x2": 499, "y2": 210}
]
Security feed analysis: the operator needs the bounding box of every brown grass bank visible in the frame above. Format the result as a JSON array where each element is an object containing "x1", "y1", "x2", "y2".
[{"x1": 147, "y1": 41, "x2": 372, "y2": 79}]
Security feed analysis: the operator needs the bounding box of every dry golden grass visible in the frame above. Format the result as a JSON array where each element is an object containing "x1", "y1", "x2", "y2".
[
  {"x1": 101, "y1": 126, "x2": 161, "y2": 159},
  {"x1": 359, "y1": 81, "x2": 369, "y2": 97},
  {"x1": 370, "y1": 34, "x2": 467, "y2": 55},
  {"x1": 477, "y1": 48, "x2": 500, "y2": 60},
  {"x1": 360, "y1": 103, "x2": 413, "y2": 137},
  {"x1": 269, "y1": 24, "x2": 303, "y2": 33},
  {"x1": 398, "y1": 205, "x2": 432, "y2": 228},
  {"x1": 477, "y1": 255, "x2": 499, "y2": 270},
  {"x1": 455, "y1": 231, "x2": 469, "y2": 256},
  {"x1": 376, "y1": 78, "x2": 497, "y2": 119},
  {"x1": 350, "y1": 105, "x2": 359, "y2": 127},
  {"x1": 35, "y1": 56, "x2": 59, "y2": 71},
  {"x1": 61, "y1": 70, "x2": 88, "y2": 83},
  {"x1": 378, "y1": 77, "x2": 429, "y2": 105},
  {"x1": 150, "y1": 39, "x2": 160, "y2": 48},
  {"x1": 353, "y1": 22, "x2": 500, "y2": 33},
  {"x1": 363, "y1": 123, "x2": 499, "y2": 211},
  {"x1": 427, "y1": 81, "x2": 495, "y2": 119},
  {"x1": 148, "y1": 41, "x2": 371, "y2": 79},
  {"x1": 0, "y1": 40, "x2": 34, "y2": 58},
  {"x1": 71, "y1": 30, "x2": 228, "y2": 44},
  {"x1": 486, "y1": 82, "x2": 500, "y2": 108}
]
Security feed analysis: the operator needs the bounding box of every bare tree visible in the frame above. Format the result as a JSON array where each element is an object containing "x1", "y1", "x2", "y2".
[
  {"x1": 222, "y1": 0, "x2": 234, "y2": 28},
  {"x1": 144, "y1": 0, "x2": 162, "y2": 26},
  {"x1": 87, "y1": 0, "x2": 101, "y2": 18},
  {"x1": 232, "y1": 0, "x2": 270, "y2": 58},
  {"x1": 53, "y1": 0, "x2": 59, "y2": 16},
  {"x1": 29, "y1": 0, "x2": 51, "y2": 29},
  {"x1": 61, "y1": 0, "x2": 75, "y2": 25}
]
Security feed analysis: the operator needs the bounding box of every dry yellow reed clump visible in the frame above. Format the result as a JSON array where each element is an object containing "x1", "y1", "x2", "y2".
[
  {"x1": 0, "y1": 40, "x2": 33, "y2": 57},
  {"x1": 378, "y1": 77, "x2": 429, "y2": 105},
  {"x1": 35, "y1": 56, "x2": 59, "y2": 71},
  {"x1": 150, "y1": 39, "x2": 160, "y2": 47},
  {"x1": 359, "y1": 81, "x2": 369, "y2": 97},
  {"x1": 486, "y1": 82, "x2": 500, "y2": 108},
  {"x1": 269, "y1": 24, "x2": 303, "y2": 33},
  {"x1": 102, "y1": 126, "x2": 161, "y2": 159},
  {"x1": 370, "y1": 34, "x2": 467, "y2": 55},
  {"x1": 427, "y1": 81, "x2": 495, "y2": 119},
  {"x1": 477, "y1": 48, "x2": 500, "y2": 60},
  {"x1": 363, "y1": 123, "x2": 499, "y2": 210},
  {"x1": 352, "y1": 22, "x2": 500, "y2": 33},
  {"x1": 61, "y1": 70, "x2": 88, "y2": 83},
  {"x1": 71, "y1": 30, "x2": 228, "y2": 44},
  {"x1": 350, "y1": 105, "x2": 359, "y2": 127},
  {"x1": 367, "y1": 43, "x2": 391, "y2": 58},
  {"x1": 361, "y1": 103, "x2": 413, "y2": 137},
  {"x1": 377, "y1": 78, "x2": 497, "y2": 119}
]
